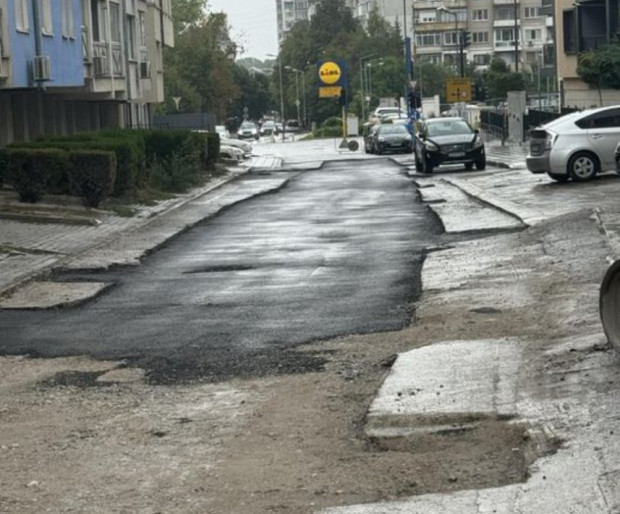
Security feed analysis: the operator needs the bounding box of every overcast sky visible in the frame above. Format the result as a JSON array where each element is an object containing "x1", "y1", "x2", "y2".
[{"x1": 207, "y1": 0, "x2": 279, "y2": 60}]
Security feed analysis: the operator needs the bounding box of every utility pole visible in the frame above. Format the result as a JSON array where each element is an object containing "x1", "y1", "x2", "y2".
[{"x1": 514, "y1": 0, "x2": 519, "y2": 72}]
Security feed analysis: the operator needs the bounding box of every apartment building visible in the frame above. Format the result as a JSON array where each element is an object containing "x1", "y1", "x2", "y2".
[
  {"x1": 412, "y1": 0, "x2": 552, "y2": 72},
  {"x1": 0, "y1": 0, "x2": 174, "y2": 147},
  {"x1": 555, "y1": 0, "x2": 620, "y2": 107},
  {"x1": 346, "y1": 0, "x2": 414, "y2": 40},
  {"x1": 276, "y1": 0, "x2": 311, "y2": 43}
]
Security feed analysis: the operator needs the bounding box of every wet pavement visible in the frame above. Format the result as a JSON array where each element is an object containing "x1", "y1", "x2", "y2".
[{"x1": 0, "y1": 160, "x2": 442, "y2": 384}]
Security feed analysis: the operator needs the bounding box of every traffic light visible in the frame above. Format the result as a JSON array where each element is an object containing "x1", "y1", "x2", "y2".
[{"x1": 462, "y1": 31, "x2": 471, "y2": 48}]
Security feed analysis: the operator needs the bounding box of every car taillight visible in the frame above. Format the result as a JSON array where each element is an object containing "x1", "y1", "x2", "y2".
[{"x1": 545, "y1": 133, "x2": 558, "y2": 150}]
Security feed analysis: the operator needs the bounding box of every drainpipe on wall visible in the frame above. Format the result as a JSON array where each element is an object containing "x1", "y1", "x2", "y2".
[
  {"x1": 31, "y1": 0, "x2": 45, "y2": 90},
  {"x1": 105, "y1": 0, "x2": 115, "y2": 98}
]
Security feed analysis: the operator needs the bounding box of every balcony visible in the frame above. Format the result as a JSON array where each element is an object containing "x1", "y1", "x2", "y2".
[
  {"x1": 494, "y1": 18, "x2": 521, "y2": 27},
  {"x1": 91, "y1": 42, "x2": 124, "y2": 78}
]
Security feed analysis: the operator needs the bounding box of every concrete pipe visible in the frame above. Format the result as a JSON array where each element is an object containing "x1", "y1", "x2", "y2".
[{"x1": 600, "y1": 260, "x2": 620, "y2": 353}]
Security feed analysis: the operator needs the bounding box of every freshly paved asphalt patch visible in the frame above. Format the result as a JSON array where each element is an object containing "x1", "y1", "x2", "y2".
[{"x1": 0, "y1": 161, "x2": 442, "y2": 384}]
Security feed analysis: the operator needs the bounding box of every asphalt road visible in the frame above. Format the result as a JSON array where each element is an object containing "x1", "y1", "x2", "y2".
[{"x1": 0, "y1": 160, "x2": 443, "y2": 384}]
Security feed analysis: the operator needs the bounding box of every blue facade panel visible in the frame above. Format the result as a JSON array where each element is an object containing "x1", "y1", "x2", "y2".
[{"x1": 8, "y1": 0, "x2": 84, "y2": 88}]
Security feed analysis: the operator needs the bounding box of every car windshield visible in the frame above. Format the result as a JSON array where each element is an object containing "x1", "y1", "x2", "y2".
[
  {"x1": 426, "y1": 120, "x2": 472, "y2": 137},
  {"x1": 379, "y1": 125, "x2": 408, "y2": 135}
]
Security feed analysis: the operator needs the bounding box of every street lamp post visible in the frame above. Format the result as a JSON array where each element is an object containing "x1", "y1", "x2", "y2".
[
  {"x1": 437, "y1": 6, "x2": 462, "y2": 77},
  {"x1": 359, "y1": 53, "x2": 377, "y2": 122},
  {"x1": 285, "y1": 66, "x2": 303, "y2": 129},
  {"x1": 267, "y1": 53, "x2": 286, "y2": 141}
]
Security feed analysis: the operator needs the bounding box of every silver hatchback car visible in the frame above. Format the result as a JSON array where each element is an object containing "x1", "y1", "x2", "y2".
[{"x1": 527, "y1": 105, "x2": 620, "y2": 182}]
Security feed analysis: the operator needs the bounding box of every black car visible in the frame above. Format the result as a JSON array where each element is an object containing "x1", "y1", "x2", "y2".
[
  {"x1": 414, "y1": 117, "x2": 486, "y2": 173},
  {"x1": 370, "y1": 124, "x2": 414, "y2": 155}
]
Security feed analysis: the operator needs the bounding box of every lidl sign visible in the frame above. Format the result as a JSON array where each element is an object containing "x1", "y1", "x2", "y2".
[
  {"x1": 318, "y1": 61, "x2": 342, "y2": 85},
  {"x1": 317, "y1": 59, "x2": 347, "y2": 98}
]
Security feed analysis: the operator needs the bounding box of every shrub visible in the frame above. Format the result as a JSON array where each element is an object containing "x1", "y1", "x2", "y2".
[
  {"x1": 322, "y1": 116, "x2": 343, "y2": 128},
  {"x1": 148, "y1": 137, "x2": 203, "y2": 193},
  {"x1": 68, "y1": 150, "x2": 117, "y2": 208},
  {"x1": 6, "y1": 148, "x2": 69, "y2": 203},
  {"x1": 29, "y1": 134, "x2": 141, "y2": 197},
  {"x1": 189, "y1": 131, "x2": 220, "y2": 167},
  {"x1": 313, "y1": 126, "x2": 342, "y2": 138}
]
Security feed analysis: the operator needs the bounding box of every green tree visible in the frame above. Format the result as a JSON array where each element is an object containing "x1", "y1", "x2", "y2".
[
  {"x1": 414, "y1": 59, "x2": 458, "y2": 103},
  {"x1": 577, "y1": 40, "x2": 620, "y2": 106},
  {"x1": 482, "y1": 57, "x2": 526, "y2": 101}
]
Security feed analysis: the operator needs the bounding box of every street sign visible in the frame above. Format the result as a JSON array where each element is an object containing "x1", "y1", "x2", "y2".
[
  {"x1": 318, "y1": 61, "x2": 342, "y2": 86},
  {"x1": 446, "y1": 78, "x2": 472, "y2": 103},
  {"x1": 317, "y1": 59, "x2": 347, "y2": 100},
  {"x1": 319, "y1": 86, "x2": 342, "y2": 98}
]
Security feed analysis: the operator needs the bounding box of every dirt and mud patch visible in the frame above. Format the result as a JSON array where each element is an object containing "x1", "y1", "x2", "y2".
[{"x1": 0, "y1": 213, "x2": 611, "y2": 513}]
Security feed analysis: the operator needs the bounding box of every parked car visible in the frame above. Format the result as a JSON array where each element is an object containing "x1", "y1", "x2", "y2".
[
  {"x1": 285, "y1": 119, "x2": 301, "y2": 133},
  {"x1": 527, "y1": 105, "x2": 620, "y2": 182},
  {"x1": 215, "y1": 125, "x2": 230, "y2": 140},
  {"x1": 370, "y1": 124, "x2": 414, "y2": 155},
  {"x1": 220, "y1": 137, "x2": 252, "y2": 157},
  {"x1": 369, "y1": 107, "x2": 407, "y2": 123},
  {"x1": 260, "y1": 120, "x2": 277, "y2": 136},
  {"x1": 220, "y1": 145, "x2": 245, "y2": 162},
  {"x1": 275, "y1": 122, "x2": 283, "y2": 134},
  {"x1": 414, "y1": 117, "x2": 485, "y2": 173},
  {"x1": 238, "y1": 121, "x2": 259, "y2": 140},
  {"x1": 363, "y1": 123, "x2": 380, "y2": 153}
]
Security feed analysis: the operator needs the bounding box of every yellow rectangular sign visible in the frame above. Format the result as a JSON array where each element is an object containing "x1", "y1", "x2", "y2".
[
  {"x1": 446, "y1": 78, "x2": 472, "y2": 103},
  {"x1": 319, "y1": 86, "x2": 342, "y2": 98}
]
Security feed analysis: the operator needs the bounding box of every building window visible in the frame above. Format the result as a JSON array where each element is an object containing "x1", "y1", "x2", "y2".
[
  {"x1": 62, "y1": 0, "x2": 75, "y2": 38},
  {"x1": 416, "y1": 33, "x2": 442, "y2": 46},
  {"x1": 444, "y1": 31, "x2": 459, "y2": 45},
  {"x1": 41, "y1": 0, "x2": 53, "y2": 35},
  {"x1": 418, "y1": 10, "x2": 437, "y2": 23},
  {"x1": 91, "y1": 0, "x2": 108, "y2": 42},
  {"x1": 524, "y1": 28, "x2": 542, "y2": 42},
  {"x1": 495, "y1": 6, "x2": 516, "y2": 20},
  {"x1": 562, "y1": 9, "x2": 577, "y2": 53},
  {"x1": 472, "y1": 31, "x2": 489, "y2": 43},
  {"x1": 139, "y1": 11, "x2": 146, "y2": 47},
  {"x1": 110, "y1": 2, "x2": 121, "y2": 43},
  {"x1": 438, "y1": 9, "x2": 467, "y2": 22},
  {"x1": 495, "y1": 28, "x2": 516, "y2": 46},
  {"x1": 471, "y1": 9, "x2": 488, "y2": 20},
  {"x1": 127, "y1": 15, "x2": 136, "y2": 59},
  {"x1": 473, "y1": 54, "x2": 491, "y2": 65},
  {"x1": 524, "y1": 6, "x2": 542, "y2": 17},
  {"x1": 16, "y1": 0, "x2": 29, "y2": 31}
]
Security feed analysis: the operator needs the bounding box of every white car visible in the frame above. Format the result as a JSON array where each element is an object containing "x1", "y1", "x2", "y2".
[
  {"x1": 527, "y1": 105, "x2": 620, "y2": 182},
  {"x1": 370, "y1": 107, "x2": 407, "y2": 123},
  {"x1": 220, "y1": 145, "x2": 245, "y2": 162},
  {"x1": 220, "y1": 137, "x2": 252, "y2": 157}
]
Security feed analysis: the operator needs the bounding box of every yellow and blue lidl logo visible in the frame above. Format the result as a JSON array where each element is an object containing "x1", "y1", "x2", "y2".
[{"x1": 318, "y1": 61, "x2": 342, "y2": 86}]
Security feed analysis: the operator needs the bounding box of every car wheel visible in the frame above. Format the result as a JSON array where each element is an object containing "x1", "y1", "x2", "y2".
[
  {"x1": 567, "y1": 152, "x2": 598, "y2": 181},
  {"x1": 422, "y1": 154, "x2": 433, "y2": 174},
  {"x1": 475, "y1": 157, "x2": 486, "y2": 171},
  {"x1": 465, "y1": 162, "x2": 474, "y2": 171},
  {"x1": 547, "y1": 172, "x2": 569, "y2": 183}
]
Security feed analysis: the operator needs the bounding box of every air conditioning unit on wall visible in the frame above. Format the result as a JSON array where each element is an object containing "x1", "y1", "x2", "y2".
[
  {"x1": 139, "y1": 61, "x2": 151, "y2": 79},
  {"x1": 32, "y1": 55, "x2": 51, "y2": 82},
  {"x1": 92, "y1": 55, "x2": 108, "y2": 76}
]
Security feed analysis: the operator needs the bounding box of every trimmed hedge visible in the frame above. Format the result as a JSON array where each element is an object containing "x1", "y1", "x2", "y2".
[
  {"x1": 11, "y1": 128, "x2": 222, "y2": 199},
  {"x1": 16, "y1": 139, "x2": 139, "y2": 197},
  {"x1": 68, "y1": 150, "x2": 117, "y2": 208},
  {"x1": 6, "y1": 148, "x2": 69, "y2": 203}
]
